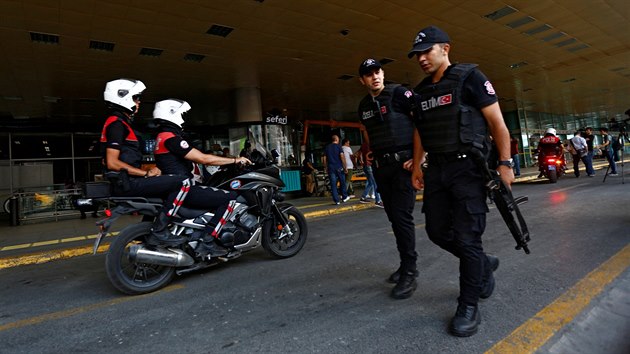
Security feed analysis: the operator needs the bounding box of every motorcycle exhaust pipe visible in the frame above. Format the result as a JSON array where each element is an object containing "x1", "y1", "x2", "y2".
[{"x1": 128, "y1": 245, "x2": 194, "y2": 267}]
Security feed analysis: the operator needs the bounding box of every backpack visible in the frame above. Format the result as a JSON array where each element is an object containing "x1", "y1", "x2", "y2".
[{"x1": 612, "y1": 136, "x2": 622, "y2": 151}]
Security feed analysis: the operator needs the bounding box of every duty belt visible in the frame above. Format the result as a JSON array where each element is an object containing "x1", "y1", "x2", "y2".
[
  {"x1": 428, "y1": 152, "x2": 470, "y2": 164},
  {"x1": 374, "y1": 149, "x2": 412, "y2": 168}
]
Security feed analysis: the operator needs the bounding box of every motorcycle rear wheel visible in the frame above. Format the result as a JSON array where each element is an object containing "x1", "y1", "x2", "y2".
[
  {"x1": 262, "y1": 203, "x2": 307, "y2": 258},
  {"x1": 105, "y1": 222, "x2": 175, "y2": 295},
  {"x1": 548, "y1": 169, "x2": 558, "y2": 183}
]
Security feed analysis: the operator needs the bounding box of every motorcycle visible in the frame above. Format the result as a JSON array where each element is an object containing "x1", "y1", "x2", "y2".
[
  {"x1": 89, "y1": 148, "x2": 307, "y2": 295},
  {"x1": 539, "y1": 154, "x2": 566, "y2": 183}
]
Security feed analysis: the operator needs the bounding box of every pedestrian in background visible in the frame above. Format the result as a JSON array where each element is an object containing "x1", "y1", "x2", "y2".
[
  {"x1": 408, "y1": 25, "x2": 511, "y2": 337},
  {"x1": 510, "y1": 135, "x2": 521, "y2": 176},
  {"x1": 341, "y1": 138, "x2": 356, "y2": 197},
  {"x1": 302, "y1": 151, "x2": 317, "y2": 196},
  {"x1": 583, "y1": 127, "x2": 596, "y2": 176},
  {"x1": 357, "y1": 58, "x2": 418, "y2": 300},
  {"x1": 356, "y1": 140, "x2": 383, "y2": 208},
  {"x1": 322, "y1": 135, "x2": 350, "y2": 205},
  {"x1": 599, "y1": 127, "x2": 618, "y2": 176},
  {"x1": 568, "y1": 131, "x2": 590, "y2": 178}
]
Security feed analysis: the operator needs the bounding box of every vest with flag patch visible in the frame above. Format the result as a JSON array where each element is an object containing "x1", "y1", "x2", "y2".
[{"x1": 413, "y1": 63, "x2": 489, "y2": 154}]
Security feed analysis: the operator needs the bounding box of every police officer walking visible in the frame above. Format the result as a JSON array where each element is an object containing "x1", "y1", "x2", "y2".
[
  {"x1": 357, "y1": 58, "x2": 419, "y2": 300},
  {"x1": 407, "y1": 26, "x2": 513, "y2": 336}
]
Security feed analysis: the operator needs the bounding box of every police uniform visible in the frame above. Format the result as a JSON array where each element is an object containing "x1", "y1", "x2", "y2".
[
  {"x1": 358, "y1": 84, "x2": 418, "y2": 281},
  {"x1": 154, "y1": 123, "x2": 236, "y2": 214},
  {"x1": 412, "y1": 63, "x2": 496, "y2": 308},
  {"x1": 100, "y1": 111, "x2": 186, "y2": 202}
]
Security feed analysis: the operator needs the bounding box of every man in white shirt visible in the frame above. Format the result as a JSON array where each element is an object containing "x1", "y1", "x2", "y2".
[
  {"x1": 341, "y1": 138, "x2": 355, "y2": 197},
  {"x1": 569, "y1": 131, "x2": 592, "y2": 177}
]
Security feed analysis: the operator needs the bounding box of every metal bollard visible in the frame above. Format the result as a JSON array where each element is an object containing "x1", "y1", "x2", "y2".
[{"x1": 9, "y1": 196, "x2": 20, "y2": 226}]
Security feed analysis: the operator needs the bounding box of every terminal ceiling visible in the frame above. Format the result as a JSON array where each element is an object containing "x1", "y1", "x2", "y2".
[{"x1": 0, "y1": 0, "x2": 629, "y2": 131}]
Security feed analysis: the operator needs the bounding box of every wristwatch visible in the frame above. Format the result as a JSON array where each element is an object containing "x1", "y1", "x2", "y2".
[{"x1": 498, "y1": 159, "x2": 514, "y2": 168}]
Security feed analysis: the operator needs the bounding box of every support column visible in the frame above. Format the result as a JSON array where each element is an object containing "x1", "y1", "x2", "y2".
[
  {"x1": 234, "y1": 87, "x2": 262, "y2": 123},
  {"x1": 233, "y1": 60, "x2": 262, "y2": 123}
]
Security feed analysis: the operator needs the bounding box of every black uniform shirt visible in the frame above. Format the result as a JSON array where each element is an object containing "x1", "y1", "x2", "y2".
[
  {"x1": 455, "y1": 65, "x2": 498, "y2": 109},
  {"x1": 162, "y1": 133, "x2": 194, "y2": 158},
  {"x1": 104, "y1": 119, "x2": 132, "y2": 151}
]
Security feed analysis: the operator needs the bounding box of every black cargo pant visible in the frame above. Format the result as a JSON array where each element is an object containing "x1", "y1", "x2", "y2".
[
  {"x1": 114, "y1": 175, "x2": 236, "y2": 221},
  {"x1": 373, "y1": 162, "x2": 417, "y2": 273},
  {"x1": 422, "y1": 155, "x2": 492, "y2": 305},
  {"x1": 112, "y1": 174, "x2": 188, "y2": 214}
]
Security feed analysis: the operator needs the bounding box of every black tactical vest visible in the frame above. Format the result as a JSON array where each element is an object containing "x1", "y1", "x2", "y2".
[
  {"x1": 358, "y1": 85, "x2": 415, "y2": 154},
  {"x1": 154, "y1": 131, "x2": 194, "y2": 178},
  {"x1": 100, "y1": 112, "x2": 144, "y2": 171},
  {"x1": 413, "y1": 64, "x2": 488, "y2": 154}
]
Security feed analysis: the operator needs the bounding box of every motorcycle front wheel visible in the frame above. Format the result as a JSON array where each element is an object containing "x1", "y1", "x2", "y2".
[
  {"x1": 105, "y1": 222, "x2": 175, "y2": 295},
  {"x1": 262, "y1": 203, "x2": 307, "y2": 258}
]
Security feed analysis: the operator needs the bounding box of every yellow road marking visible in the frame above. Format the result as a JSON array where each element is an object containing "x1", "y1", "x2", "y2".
[
  {"x1": 0, "y1": 232, "x2": 118, "y2": 254},
  {"x1": 0, "y1": 284, "x2": 184, "y2": 332},
  {"x1": 486, "y1": 243, "x2": 630, "y2": 354},
  {"x1": 0, "y1": 244, "x2": 110, "y2": 270}
]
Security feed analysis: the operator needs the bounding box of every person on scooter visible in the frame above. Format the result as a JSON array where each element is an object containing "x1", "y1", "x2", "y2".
[
  {"x1": 537, "y1": 128, "x2": 564, "y2": 178},
  {"x1": 152, "y1": 99, "x2": 251, "y2": 257},
  {"x1": 100, "y1": 79, "x2": 189, "y2": 247}
]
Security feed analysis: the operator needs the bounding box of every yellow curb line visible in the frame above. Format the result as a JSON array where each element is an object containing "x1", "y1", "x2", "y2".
[
  {"x1": 0, "y1": 244, "x2": 111, "y2": 270},
  {"x1": 485, "y1": 243, "x2": 630, "y2": 354}
]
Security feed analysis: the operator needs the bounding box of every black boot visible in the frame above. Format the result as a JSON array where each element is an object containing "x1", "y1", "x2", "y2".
[
  {"x1": 449, "y1": 303, "x2": 480, "y2": 337},
  {"x1": 387, "y1": 267, "x2": 419, "y2": 284},
  {"x1": 480, "y1": 254, "x2": 499, "y2": 299},
  {"x1": 196, "y1": 238, "x2": 228, "y2": 259},
  {"x1": 390, "y1": 270, "x2": 417, "y2": 299},
  {"x1": 146, "y1": 212, "x2": 185, "y2": 247}
]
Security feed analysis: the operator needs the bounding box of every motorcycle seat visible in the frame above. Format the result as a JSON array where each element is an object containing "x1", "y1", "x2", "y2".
[{"x1": 177, "y1": 206, "x2": 210, "y2": 219}]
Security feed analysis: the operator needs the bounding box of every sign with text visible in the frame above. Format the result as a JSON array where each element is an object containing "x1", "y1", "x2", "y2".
[{"x1": 265, "y1": 114, "x2": 288, "y2": 125}]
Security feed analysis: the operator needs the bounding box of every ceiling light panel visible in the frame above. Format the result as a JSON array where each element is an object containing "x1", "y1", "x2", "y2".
[
  {"x1": 484, "y1": 6, "x2": 517, "y2": 21},
  {"x1": 207, "y1": 24, "x2": 234, "y2": 37}
]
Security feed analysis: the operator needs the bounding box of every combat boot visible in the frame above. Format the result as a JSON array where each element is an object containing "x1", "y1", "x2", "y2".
[
  {"x1": 480, "y1": 254, "x2": 500, "y2": 299},
  {"x1": 449, "y1": 303, "x2": 480, "y2": 337},
  {"x1": 387, "y1": 267, "x2": 419, "y2": 284},
  {"x1": 390, "y1": 270, "x2": 417, "y2": 299},
  {"x1": 196, "y1": 238, "x2": 228, "y2": 259},
  {"x1": 146, "y1": 212, "x2": 185, "y2": 247}
]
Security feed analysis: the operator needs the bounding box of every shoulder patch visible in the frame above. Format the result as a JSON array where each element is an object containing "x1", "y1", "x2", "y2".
[
  {"x1": 404, "y1": 90, "x2": 413, "y2": 98},
  {"x1": 180, "y1": 140, "x2": 190, "y2": 149},
  {"x1": 484, "y1": 81, "x2": 496, "y2": 95}
]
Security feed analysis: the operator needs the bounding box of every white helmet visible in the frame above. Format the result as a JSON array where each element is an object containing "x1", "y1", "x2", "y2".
[
  {"x1": 153, "y1": 99, "x2": 191, "y2": 128},
  {"x1": 104, "y1": 78, "x2": 146, "y2": 114},
  {"x1": 545, "y1": 128, "x2": 556, "y2": 136}
]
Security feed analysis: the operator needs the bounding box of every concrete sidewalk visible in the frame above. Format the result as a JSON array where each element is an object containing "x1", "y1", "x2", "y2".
[{"x1": 0, "y1": 160, "x2": 612, "y2": 269}]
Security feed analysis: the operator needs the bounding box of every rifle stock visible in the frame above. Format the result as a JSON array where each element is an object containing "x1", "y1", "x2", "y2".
[{"x1": 470, "y1": 149, "x2": 531, "y2": 254}]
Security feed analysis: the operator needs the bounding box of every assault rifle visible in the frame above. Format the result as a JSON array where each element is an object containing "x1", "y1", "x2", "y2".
[{"x1": 470, "y1": 149, "x2": 531, "y2": 254}]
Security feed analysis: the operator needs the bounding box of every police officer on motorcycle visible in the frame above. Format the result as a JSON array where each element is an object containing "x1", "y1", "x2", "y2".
[
  {"x1": 357, "y1": 58, "x2": 419, "y2": 300},
  {"x1": 100, "y1": 79, "x2": 188, "y2": 247},
  {"x1": 537, "y1": 128, "x2": 565, "y2": 178},
  {"x1": 152, "y1": 99, "x2": 251, "y2": 256}
]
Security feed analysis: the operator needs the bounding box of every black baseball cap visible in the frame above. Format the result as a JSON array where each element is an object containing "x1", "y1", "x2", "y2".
[
  {"x1": 407, "y1": 25, "x2": 450, "y2": 58},
  {"x1": 358, "y1": 58, "x2": 382, "y2": 76}
]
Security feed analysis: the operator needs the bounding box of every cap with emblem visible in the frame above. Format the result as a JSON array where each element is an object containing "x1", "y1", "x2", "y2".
[
  {"x1": 358, "y1": 58, "x2": 382, "y2": 76},
  {"x1": 407, "y1": 25, "x2": 450, "y2": 58}
]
